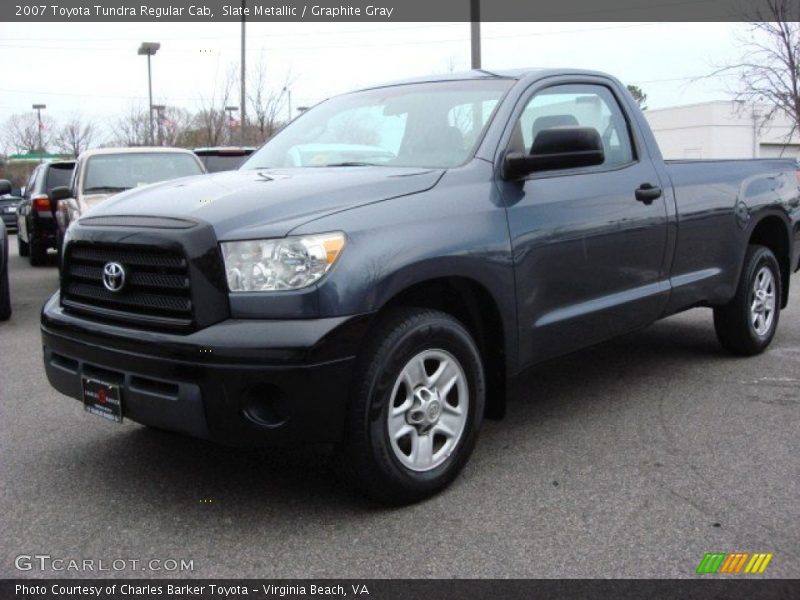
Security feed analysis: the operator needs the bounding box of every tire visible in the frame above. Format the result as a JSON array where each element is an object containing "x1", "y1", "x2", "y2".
[
  {"x1": 342, "y1": 308, "x2": 485, "y2": 504},
  {"x1": 0, "y1": 254, "x2": 10, "y2": 321},
  {"x1": 29, "y1": 239, "x2": 47, "y2": 266},
  {"x1": 714, "y1": 244, "x2": 781, "y2": 356},
  {"x1": 17, "y1": 233, "x2": 29, "y2": 257}
]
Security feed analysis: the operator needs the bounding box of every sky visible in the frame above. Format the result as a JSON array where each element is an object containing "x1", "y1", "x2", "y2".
[{"x1": 0, "y1": 21, "x2": 748, "y2": 140}]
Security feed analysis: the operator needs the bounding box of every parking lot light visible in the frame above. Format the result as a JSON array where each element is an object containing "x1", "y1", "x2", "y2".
[{"x1": 137, "y1": 42, "x2": 161, "y2": 146}]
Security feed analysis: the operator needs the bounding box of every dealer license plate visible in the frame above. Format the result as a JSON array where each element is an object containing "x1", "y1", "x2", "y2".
[{"x1": 82, "y1": 378, "x2": 123, "y2": 423}]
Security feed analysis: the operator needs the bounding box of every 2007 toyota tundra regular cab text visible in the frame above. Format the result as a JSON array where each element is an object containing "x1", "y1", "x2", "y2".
[{"x1": 41, "y1": 69, "x2": 800, "y2": 503}]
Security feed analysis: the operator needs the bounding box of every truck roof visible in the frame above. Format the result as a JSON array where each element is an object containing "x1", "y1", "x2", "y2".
[{"x1": 354, "y1": 68, "x2": 616, "y2": 92}]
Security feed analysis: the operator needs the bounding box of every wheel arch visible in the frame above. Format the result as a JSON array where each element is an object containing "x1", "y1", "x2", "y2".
[
  {"x1": 747, "y1": 211, "x2": 792, "y2": 308},
  {"x1": 373, "y1": 273, "x2": 514, "y2": 420}
]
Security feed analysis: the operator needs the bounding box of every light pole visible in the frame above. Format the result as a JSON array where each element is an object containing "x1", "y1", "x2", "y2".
[
  {"x1": 152, "y1": 104, "x2": 165, "y2": 145},
  {"x1": 137, "y1": 42, "x2": 161, "y2": 146},
  {"x1": 240, "y1": 0, "x2": 246, "y2": 146},
  {"x1": 283, "y1": 86, "x2": 292, "y2": 122},
  {"x1": 225, "y1": 105, "x2": 239, "y2": 143},
  {"x1": 470, "y1": 0, "x2": 481, "y2": 69},
  {"x1": 32, "y1": 103, "x2": 46, "y2": 153}
]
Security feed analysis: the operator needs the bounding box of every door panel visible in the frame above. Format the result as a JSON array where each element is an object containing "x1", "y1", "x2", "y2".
[{"x1": 500, "y1": 83, "x2": 670, "y2": 368}]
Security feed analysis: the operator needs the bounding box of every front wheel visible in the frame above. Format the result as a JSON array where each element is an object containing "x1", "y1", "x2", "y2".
[
  {"x1": 17, "y1": 232, "x2": 29, "y2": 257},
  {"x1": 714, "y1": 244, "x2": 781, "y2": 356},
  {"x1": 342, "y1": 308, "x2": 485, "y2": 504}
]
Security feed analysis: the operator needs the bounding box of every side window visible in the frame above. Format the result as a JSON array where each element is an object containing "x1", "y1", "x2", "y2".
[{"x1": 512, "y1": 84, "x2": 635, "y2": 169}]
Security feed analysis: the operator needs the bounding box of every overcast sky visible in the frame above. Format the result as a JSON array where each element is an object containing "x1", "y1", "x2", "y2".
[{"x1": 0, "y1": 21, "x2": 747, "y2": 137}]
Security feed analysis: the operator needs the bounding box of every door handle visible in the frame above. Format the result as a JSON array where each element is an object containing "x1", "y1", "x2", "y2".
[{"x1": 635, "y1": 183, "x2": 662, "y2": 205}]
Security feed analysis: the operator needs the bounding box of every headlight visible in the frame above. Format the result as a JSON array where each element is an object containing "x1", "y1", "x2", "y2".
[{"x1": 221, "y1": 232, "x2": 346, "y2": 292}]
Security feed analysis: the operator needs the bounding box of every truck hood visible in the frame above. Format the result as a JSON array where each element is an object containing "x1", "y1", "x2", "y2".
[{"x1": 82, "y1": 167, "x2": 444, "y2": 239}]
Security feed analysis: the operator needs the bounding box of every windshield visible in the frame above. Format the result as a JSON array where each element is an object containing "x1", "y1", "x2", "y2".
[
  {"x1": 83, "y1": 153, "x2": 203, "y2": 193},
  {"x1": 242, "y1": 79, "x2": 513, "y2": 170}
]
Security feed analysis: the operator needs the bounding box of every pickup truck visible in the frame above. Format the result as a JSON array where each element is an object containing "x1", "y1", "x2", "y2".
[{"x1": 41, "y1": 69, "x2": 800, "y2": 503}]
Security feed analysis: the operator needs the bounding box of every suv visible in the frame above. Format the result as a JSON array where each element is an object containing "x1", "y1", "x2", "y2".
[{"x1": 16, "y1": 160, "x2": 75, "y2": 265}]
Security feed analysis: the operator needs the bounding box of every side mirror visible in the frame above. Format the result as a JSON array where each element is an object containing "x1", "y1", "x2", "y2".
[
  {"x1": 503, "y1": 127, "x2": 605, "y2": 180},
  {"x1": 49, "y1": 186, "x2": 72, "y2": 215},
  {"x1": 0, "y1": 179, "x2": 11, "y2": 196}
]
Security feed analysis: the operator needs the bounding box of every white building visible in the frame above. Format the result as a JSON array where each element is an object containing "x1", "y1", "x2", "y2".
[{"x1": 645, "y1": 101, "x2": 799, "y2": 160}]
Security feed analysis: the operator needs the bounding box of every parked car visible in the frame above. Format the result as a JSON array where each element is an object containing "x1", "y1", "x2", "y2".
[
  {"x1": 0, "y1": 192, "x2": 22, "y2": 233},
  {"x1": 16, "y1": 160, "x2": 75, "y2": 265},
  {"x1": 193, "y1": 147, "x2": 255, "y2": 173},
  {"x1": 0, "y1": 179, "x2": 12, "y2": 320},
  {"x1": 41, "y1": 69, "x2": 800, "y2": 503},
  {"x1": 50, "y1": 147, "x2": 205, "y2": 254}
]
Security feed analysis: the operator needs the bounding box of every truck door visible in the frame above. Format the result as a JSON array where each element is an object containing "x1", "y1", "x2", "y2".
[{"x1": 500, "y1": 82, "x2": 670, "y2": 368}]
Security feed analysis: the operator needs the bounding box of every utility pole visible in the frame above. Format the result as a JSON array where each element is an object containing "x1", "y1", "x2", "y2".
[
  {"x1": 470, "y1": 0, "x2": 481, "y2": 70},
  {"x1": 284, "y1": 86, "x2": 292, "y2": 122},
  {"x1": 32, "y1": 104, "x2": 46, "y2": 153},
  {"x1": 240, "y1": 0, "x2": 246, "y2": 146}
]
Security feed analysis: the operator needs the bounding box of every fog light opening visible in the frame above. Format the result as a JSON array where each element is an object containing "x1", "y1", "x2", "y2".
[{"x1": 241, "y1": 383, "x2": 290, "y2": 427}]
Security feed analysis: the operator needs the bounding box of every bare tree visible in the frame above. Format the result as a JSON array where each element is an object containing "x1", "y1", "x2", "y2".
[
  {"x1": 154, "y1": 106, "x2": 193, "y2": 147},
  {"x1": 3, "y1": 112, "x2": 55, "y2": 154},
  {"x1": 54, "y1": 114, "x2": 96, "y2": 157},
  {"x1": 110, "y1": 105, "x2": 149, "y2": 147},
  {"x1": 710, "y1": 1, "x2": 800, "y2": 137},
  {"x1": 193, "y1": 66, "x2": 237, "y2": 147},
  {"x1": 248, "y1": 57, "x2": 291, "y2": 144}
]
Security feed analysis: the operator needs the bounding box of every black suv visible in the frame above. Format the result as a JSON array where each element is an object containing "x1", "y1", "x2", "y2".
[{"x1": 17, "y1": 160, "x2": 75, "y2": 265}]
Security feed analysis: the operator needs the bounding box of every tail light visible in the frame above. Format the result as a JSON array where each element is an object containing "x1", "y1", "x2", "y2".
[{"x1": 32, "y1": 194, "x2": 51, "y2": 213}]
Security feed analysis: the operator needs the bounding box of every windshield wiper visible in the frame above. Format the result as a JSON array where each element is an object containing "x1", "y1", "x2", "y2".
[{"x1": 84, "y1": 186, "x2": 130, "y2": 193}]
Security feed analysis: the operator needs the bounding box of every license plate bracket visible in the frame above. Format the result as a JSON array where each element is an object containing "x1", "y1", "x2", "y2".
[{"x1": 82, "y1": 378, "x2": 123, "y2": 423}]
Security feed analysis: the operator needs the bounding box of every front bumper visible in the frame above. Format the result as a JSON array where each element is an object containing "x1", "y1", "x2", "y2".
[{"x1": 41, "y1": 293, "x2": 370, "y2": 446}]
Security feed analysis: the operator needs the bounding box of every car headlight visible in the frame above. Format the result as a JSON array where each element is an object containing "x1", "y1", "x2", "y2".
[{"x1": 221, "y1": 232, "x2": 346, "y2": 292}]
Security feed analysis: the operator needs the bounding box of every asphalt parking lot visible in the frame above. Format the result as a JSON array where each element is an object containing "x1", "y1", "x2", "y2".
[{"x1": 1, "y1": 234, "x2": 798, "y2": 579}]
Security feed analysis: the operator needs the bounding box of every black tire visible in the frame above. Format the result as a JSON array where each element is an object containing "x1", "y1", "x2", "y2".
[
  {"x1": 0, "y1": 254, "x2": 10, "y2": 321},
  {"x1": 29, "y1": 239, "x2": 47, "y2": 266},
  {"x1": 714, "y1": 244, "x2": 781, "y2": 356},
  {"x1": 342, "y1": 308, "x2": 485, "y2": 504},
  {"x1": 17, "y1": 233, "x2": 29, "y2": 257}
]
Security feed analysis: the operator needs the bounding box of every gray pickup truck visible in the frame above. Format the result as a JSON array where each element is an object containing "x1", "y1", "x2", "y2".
[{"x1": 41, "y1": 69, "x2": 800, "y2": 503}]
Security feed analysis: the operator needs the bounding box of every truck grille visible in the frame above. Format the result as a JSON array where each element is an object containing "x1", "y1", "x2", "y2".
[{"x1": 62, "y1": 243, "x2": 193, "y2": 329}]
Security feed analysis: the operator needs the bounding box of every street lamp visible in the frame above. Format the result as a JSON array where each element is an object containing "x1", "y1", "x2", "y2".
[
  {"x1": 152, "y1": 104, "x2": 165, "y2": 145},
  {"x1": 32, "y1": 104, "x2": 46, "y2": 153},
  {"x1": 137, "y1": 41, "x2": 161, "y2": 145}
]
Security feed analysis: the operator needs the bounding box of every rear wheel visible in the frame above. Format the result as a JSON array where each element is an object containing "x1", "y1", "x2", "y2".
[
  {"x1": 714, "y1": 244, "x2": 781, "y2": 356},
  {"x1": 342, "y1": 308, "x2": 485, "y2": 504},
  {"x1": 29, "y1": 239, "x2": 47, "y2": 266},
  {"x1": 17, "y1": 232, "x2": 29, "y2": 257}
]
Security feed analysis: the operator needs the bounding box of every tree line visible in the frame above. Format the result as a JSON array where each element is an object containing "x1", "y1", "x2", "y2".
[{"x1": 1, "y1": 62, "x2": 293, "y2": 157}]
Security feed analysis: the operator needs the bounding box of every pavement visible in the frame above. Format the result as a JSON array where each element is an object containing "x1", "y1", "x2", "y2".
[{"x1": 1, "y1": 234, "x2": 798, "y2": 579}]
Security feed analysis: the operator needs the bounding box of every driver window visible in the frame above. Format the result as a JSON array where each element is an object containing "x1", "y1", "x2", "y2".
[{"x1": 512, "y1": 84, "x2": 635, "y2": 169}]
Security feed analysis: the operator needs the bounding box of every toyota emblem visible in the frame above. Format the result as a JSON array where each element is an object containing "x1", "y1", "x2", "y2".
[{"x1": 102, "y1": 262, "x2": 126, "y2": 292}]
